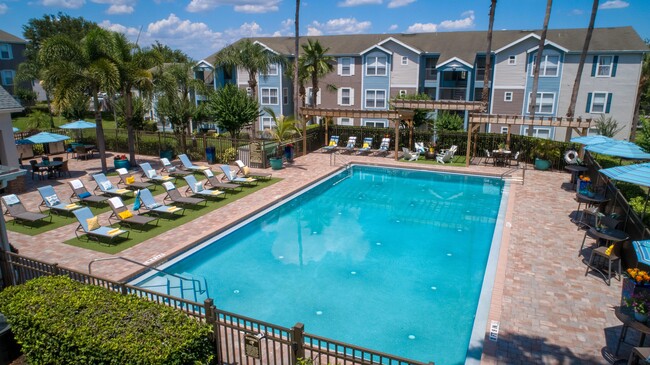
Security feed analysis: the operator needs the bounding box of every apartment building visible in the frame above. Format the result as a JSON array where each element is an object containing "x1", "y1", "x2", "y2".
[
  {"x1": 0, "y1": 30, "x2": 27, "y2": 97},
  {"x1": 201, "y1": 27, "x2": 646, "y2": 140}
]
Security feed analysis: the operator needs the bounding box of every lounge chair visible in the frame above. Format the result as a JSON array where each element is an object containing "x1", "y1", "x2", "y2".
[
  {"x1": 116, "y1": 168, "x2": 153, "y2": 190},
  {"x1": 68, "y1": 179, "x2": 109, "y2": 205},
  {"x1": 73, "y1": 207, "x2": 129, "y2": 243},
  {"x1": 414, "y1": 142, "x2": 426, "y2": 154},
  {"x1": 339, "y1": 136, "x2": 357, "y2": 154},
  {"x1": 183, "y1": 175, "x2": 225, "y2": 200},
  {"x1": 235, "y1": 160, "x2": 272, "y2": 180},
  {"x1": 402, "y1": 147, "x2": 420, "y2": 161},
  {"x1": 107, "y1": 197, "x2": 158, "y2": 229},
  {"x1": 203, "y1": 169, "x2": 242, "y2": 192},
  {"x1": 219, "y1": 165, "x2": 257, "y2": 186},
  {"x1": 356, "y1": 137, "x2": 373, "y2": 155},
  {"x1": 138, "y1": 188, "x2": 185, "y2": 217},
  {"x1": 178, "y1": 154, "x2": 210, "y2": 172},
  {"x1": 139, "y1": 162, "x2": 174, "y2": 183},
  {"x1": 2, "y1": 194, "x2": 51, "y2": 226},
  {"x1": 162, "y1": 181, "x2": 206, "y2": 206},
  {"x1": 322, "y1": 136, "x2": 339, "y2": 152},
  {"x1": 373, "y1": 137, "x2": 391, "y2": 156},
  {"x1": 37, "y1": 185, "x2": 82, "y2": 215},
  {"x1": 92, "y1": 173, "x2": 133, "y2": 198},
  {"x1": 436, "y1": 149, "x2": 454, "y2": 164},
  {"x1": 160, "y1": 158, "x2": 192, "y2": 177}
]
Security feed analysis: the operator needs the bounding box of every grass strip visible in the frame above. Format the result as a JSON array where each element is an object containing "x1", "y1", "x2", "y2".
[{"x1": 63, "y1": 178, "x2": 280, "y2": 254}]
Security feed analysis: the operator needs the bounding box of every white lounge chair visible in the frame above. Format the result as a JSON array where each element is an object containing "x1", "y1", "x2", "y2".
[
  {"x1": 402, "y1": 147, "x2": 420, "y2": 161},
  {"x1": 436, "y1": 149, "x2": 454, "y2": 164}
]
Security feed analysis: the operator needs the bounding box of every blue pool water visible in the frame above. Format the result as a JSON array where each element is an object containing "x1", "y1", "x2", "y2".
[{"x1": 136, "y1": 165, "x2": 505, "y2": 364}]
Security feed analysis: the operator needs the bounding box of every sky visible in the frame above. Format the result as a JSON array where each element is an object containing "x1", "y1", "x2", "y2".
[{"x1": 0, "y1": 0, "x2": 648, "y2": 60}]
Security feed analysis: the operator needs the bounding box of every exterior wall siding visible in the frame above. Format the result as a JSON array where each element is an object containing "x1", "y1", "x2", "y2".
[
  {"x1": 492, "y1": 89, "x2": 525, "y2": 115},
  {"x1": 0, "y1": 43, "x2": 27, "y2": 95},
  {"x1": 493, "y1": 39, "x2": 539, "y2": 87},
  {"x1": 382, "y1": 40, "x2": 419, "y2": 87},
  {"x1": 257, "y1": 63, "x2": 284, "y2": 129},
  {"x1": 523, "y1": 48, "x2": 564, "y2": 117},
  {"x1": 319, "y1": 57, "x2": 362, "y2": 111}
]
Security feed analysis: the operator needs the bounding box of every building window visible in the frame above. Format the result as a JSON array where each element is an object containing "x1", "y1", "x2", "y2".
[
  {"x1": 264, "y1": 63, "x2": 278, "y2": 76},
  {"x1": 364, "y1": 120, "x2": 386, "y2": 128},
  {"x1": 399, "y1": 90, "x2": 407, "y2": 97},
  {"x1": 365, "y1": 89, "x2": 386, "y2": 108},
  {"x1": 338, "y1": 117, "x2": 353, "y2": 126},
  {"x1": 531, "y1": 54, "x2": 559, "y2": 77},
  {"x1": 522, "y1": 126, "x2": 552, "y2": 139},
  {"x1": 339, "y1": 57, "x2": 354, "y2": 76},
  {"x1": 261, "y1": 116, "x2": 275, "y2": 129},
  {"x1": 261, "y1": 88, "x2": 279, "y2": 105},
  {"x1": 338, "y1": 88, "x2": 353, "y2": 106},
  {"x1": 500, "y1": 127, "x2": 509, "y2": 134},
  {"x1": 246, "y1": 87, "x2": 252, "y2": 97},
  {"x1": 401, "y1": 56, "x2": 408, "y2": 66},
  {"x1": 0, "y1": 44, "x2": 12, "y2": 60},
  {"x1": 508, "y1": 55, "x2": 516, "y2": 65},
  {"x1": 366, "y1": 56, "x2": 387, "y2": 76},
  {"x1": 527, "y1": 92, "x2": 554, "y2": 114},
  {"x1": 504, "y1": 92, "x2": 513, "y2": 102},
  {"x1": 283, "y1": 87, "x2": 288, "y2": 105},
  {"x1": 596, "y1": 56, "x2": 613, "y2": 77},
  {"x1": 1, "y1": 70, "x2": 15, "y2": 86},
  {"x1": 589, "y1": 92, "x2": 611, "y2": 113},
  {"x1": 425, "y1": 58, "x2": 437, "y2": 80}
]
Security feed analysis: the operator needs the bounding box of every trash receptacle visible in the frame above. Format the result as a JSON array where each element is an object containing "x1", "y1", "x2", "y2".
[{"x1": 205, "y1": 147, "x2": 216, "y2": 164}]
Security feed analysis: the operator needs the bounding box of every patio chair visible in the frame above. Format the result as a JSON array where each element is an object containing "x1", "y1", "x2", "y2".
[
  {"x1": 414, "y1": 142, "x2": 427, "y2": 154},
  {"x1": 203, "y1": 169, "x2": 242, "y2": 192},
  {"x1": 138, "y1": 188, "x2": 185, "y2": 217},
  {"x1": 68, "y1": 179, "x2": 109, "y2": 205},
  {"x1": 75, "y1": 145, "x2": 91, "y2": 160},
  {"x1": 178, "y1": 154, "x2": 210, "y2": 172},
  {"x1": 92, "y1": 173, "x2": 133, "y2": 198},
  {"x1": 339, "y1": 136, "x2": 357, "y2": 154},
  {"x1": 1, "y1": 194, "x2": 51, "y2": 226},
  {"x1": 373, "y1": 137, "x2": 391, "y2": 156},
  {"x1": 28, "y1": 160, "x2": 46, "y2": 180},
  {"x1": 322, "y1": 136, "x2": 339, "y2": 152},
  {"x1": 436, "y1": 149, "x2": 454, "y2": 164},
  {"x1": 235, "y1": 160, "x2": 272, "y2": 180},
  {"x1": 72, "y1": 207, "x2": 129, "y2": 243},
  {"x1": 116, "y1": 168, "x2": 153, "y2": 190},
  {"x1": 107, "y1": 197, "x2": 158, "y2": 229},
  {"x1": 402, "y1": 147, "x2": 420, "y2": 162},
  {"x1": 37, "y1": 185, "x2": 82, "y2": 215},
  {"x1": 484, "y1": 149, "x2": 494, "y2": 165},
  {"x1": 356, "y1": 137, "x2": 373, "y2": 155},
  {"x1": 162, "y1": 181, "x2": 206, "y2": 207},
  {"x1": 449, "y1": 145, "x2": 458, "y2": 158},
  {"x1": 57, "y1": 159, "x2": 71, "y2": 178},
  {"x1": 139, "y1": 162, "x2": 174, "y2": 183},
  {"x1": 183, "y1": 175, "x2": 225, "y2": 200},
  {"x1": 160, "y1": 157, "x2": 192, "y2": 177},
  {"x1": 219, "y1": 165, "x2": 257, "y2": 186},
  {"x1": 508, "y1": 151, "x2": 520, "y2": 167}
]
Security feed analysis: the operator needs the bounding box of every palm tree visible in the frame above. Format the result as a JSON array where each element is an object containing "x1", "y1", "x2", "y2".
[
  {"x1": 15, "y1": 61, "x2": 55, "y2": 128},
  {"x1": 214, "y1": 39, "x2": 286, "y2": 137},
  {"x1": 632, "y1": 51, "x2": 650, "y2": 141},
  {"x1": 113, "y1": 33, "x2": 161, "y2": 166},
  {"x1": 39, "y1": 28, "x2": 120, "y2": 173},
  {"x1": 294, "y1": 0, "x2": 303, "y2": 154},
  {"x1": 482, "y1": 0, "x2": 497, "y2": 112},
  {"x1": 263, "y1": 107, "x2": 301, "y2": 159},
  {"x1": 300, "y1": 39, "x2": 334, "y2": 110},
  {"x1": 527, "y1": 0, "x2": 553, "y2": 136}
]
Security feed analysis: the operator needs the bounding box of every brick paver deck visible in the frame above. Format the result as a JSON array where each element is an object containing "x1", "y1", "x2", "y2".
[{"x1": 4, "y1": 151, "x2": 632, "y2": 364}]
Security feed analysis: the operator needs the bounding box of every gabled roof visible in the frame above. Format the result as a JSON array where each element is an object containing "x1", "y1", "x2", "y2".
[
  {"x1": 195, "y1": 60, "x2": 213, "y2": 69},
  {"x1": 437, "y1": 57, "x2": 474, "y2": 70},
  {"x1": 360, "y1": 44, "x2": 392, "y2": 56},
  {"x1": 495, "y1": 33, "x2": 569, "y2": 53},
  {"x1": 0, "y1": 29, "x2": 25, "y2": 44},
  {"x1": 377, "y1": 37, "x2": 422, "y2": 54},
  {"x1": 253, "y1": 41, "x2": 279, "y2": 55},
  {"x1": 0, "y1": 87, "x2": 23, "y2": 112}
]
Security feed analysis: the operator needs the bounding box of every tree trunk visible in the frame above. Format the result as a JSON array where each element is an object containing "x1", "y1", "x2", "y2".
[
  {"x1": 528, "y1": 0, "x2": 553, "y2": 137},
  {"x1": 124, "y1": 89, "x2": 137, "y2": 166},
  {"x1": 482, "y1": 0, "x2": 497, "y2": 112},
  {"x1": 295, "y1": 0, "x2": 304, "y2": 155},
  {"x1": 92, "y1": 91, "x2": 107, "y2": 173},
  {"x1": 248, "y1": 75, "x2": 258, "y2": 138},
  {"x1": 565, "y1": 0, "x2": 598, "y2": 141},
  {"x1": 45, "y1": 91, "x2": 54, "y2": 129}
]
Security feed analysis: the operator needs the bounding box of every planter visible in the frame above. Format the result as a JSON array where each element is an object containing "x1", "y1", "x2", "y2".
[
  {"x1": 269, "y1": 157, "x2": 284, "y2": 170},
  {"x1": 635, "y1": 311, "x2": 648, "y2": 323},
  {"x1": 534, "y1": 158, "x2": 551, "y2": 171},
  {"x1": 160, "y1": 149, "x2": 173, "y2": 160},
  {"x1": 622, "y1": 277, "x2": 650, "y2": 306},
  {"x1": 114, "y1": 159, "x2": 130, "y2": 170}
]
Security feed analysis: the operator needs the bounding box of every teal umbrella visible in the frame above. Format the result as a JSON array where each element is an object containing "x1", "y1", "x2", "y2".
[
  {"x1": 12, "y1": 127, "x2": 19, "y2": 133},
  {"x1": 570, "y1": 135, "x2": 613, "y2": 145},
  {"x1": 586, "y1": 140, "x2": 650, "y2": 160},
  {"x1": 599, "y1": 162, "x2": 650, "y2": 230},
  {"x1": 18, "y1": 131, "x2": 70, "y2": 144},
  {"x1": 59, "y1": 120, "x2": 95, "y2": 129}
]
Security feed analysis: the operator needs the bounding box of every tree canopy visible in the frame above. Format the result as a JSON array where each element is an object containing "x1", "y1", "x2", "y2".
[{"x1": 206, "y1": 84, "x2": 261, "y2": 139}]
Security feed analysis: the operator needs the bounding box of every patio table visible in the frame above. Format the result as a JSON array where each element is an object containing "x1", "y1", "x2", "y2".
[
  {"x1": 564, "y1": 165, "x2": 589, "y2": 190},
  {"x1": 615, "y1": 306, "x2": 650, "y2": 355},
  {"x1": 35, "y1": 161, "x2": 62, "y2": 179},
  {"x1": 492, "y1": 150, "x2": 511, "y2": 166},
  {"x1": 573, "y1": 193, "x2": 609, "y2": 228}
]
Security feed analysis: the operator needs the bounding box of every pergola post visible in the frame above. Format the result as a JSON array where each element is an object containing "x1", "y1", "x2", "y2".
[
  {"x1": 465, "y1": 121, "x2": 475, "y2": 167},
  {"x1": 301, "y1": 112, "x2": 307, "y2": 157},
  {"x1": 394, "y1": 118, "x2": 400, "y2": 161}
]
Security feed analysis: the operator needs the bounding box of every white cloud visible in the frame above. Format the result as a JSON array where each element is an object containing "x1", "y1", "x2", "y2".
[
  {"x1": 387, "y1": 0, "x2": 414, "y2": 8},
  {"x1": 338, "y1": 0, "x2": 381, "y2": 7},
  {"x1": 599, "y1": 0, "x2": 629, "y2": 9},
  {"x1": 90, "y1": 0, "x2": 136, "y2": 13},
  {"x1": 41, "y1": 0, "x2": 85, "y2": 8},
  {"x1": 107, "y1": 4, "x2": 133, "y2": 13},
  {"x1": 388, "y1": 24, "x2": 398, "y2": 31},
  {"x1": 0, "y1": 3, "x2": 7, "y2": 14},
  {"x1": 571, "y1": 8, "x2": 584, "y2": 15},
  {"x1": 186, "y1": 0, "x2": 280, "y2": 13},
  {"x1": 308, "y1": 17, "x2": 372, "y2": 35},
  {"x1": 407, "y1": 10, "x2": 475, "y2": 33}
]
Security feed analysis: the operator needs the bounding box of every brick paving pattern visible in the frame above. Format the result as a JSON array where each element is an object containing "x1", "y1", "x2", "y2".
[{"x1": 4, "y1": 151, "x2": 633, "y2": 364}]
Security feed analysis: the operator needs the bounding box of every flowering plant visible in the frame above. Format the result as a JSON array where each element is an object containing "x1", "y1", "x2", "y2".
[
  {"x1": 628, "y1": 268, "x2": 650, "y2": 285},
  {"x1": 113, "y1": 154, "x2": 128, "y2": 161},
  {"x1": 579, "y1": 175, "x2": 591, "y2": 182},
  {"x1": 626, "y1": 292, "x2": 650, "y2": 314}
]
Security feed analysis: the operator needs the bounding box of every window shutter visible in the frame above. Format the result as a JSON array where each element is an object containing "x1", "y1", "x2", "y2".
[
  {"x1": 605, "y1": 93, "x2": 613, "y2": 113},
  {"x1": 350, "y1": 59, "x2": 355, "y2": 76},
  {"x1": 317, "y1": 88, "x2": 322, "y2": 105},
  {"x1": 591, "y1": 56, "x2": 598, "y2": 77},
  {"x1": 337, "y1": 88, "x2": 342, "y2": 105},
  {"x1": 586, "y1": 93, "x2": 592, "y2": 113},
  {"x1": 337, "y1": 58, "x2": 342, "y2": 75},
  {"x1": 350, "y1": 88, "x2": 355, "y2": 106},
  {"x1": 611, "y1": 56, "x2": 618, "y2": 77}
]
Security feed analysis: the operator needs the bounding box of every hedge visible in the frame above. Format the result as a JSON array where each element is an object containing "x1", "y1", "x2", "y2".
[{"x1": 0, "y1": 276, "x2": 215, "y2": 365}]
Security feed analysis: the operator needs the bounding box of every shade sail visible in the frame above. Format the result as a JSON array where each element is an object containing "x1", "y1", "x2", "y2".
[
  {"x1": 18, "y1": 131, "x2": 70, "y2": 144},
  {"x1": 585, "y1": 140, "x2": 650, "y2": 160},
  {"x1": 570, "y1": 135, "x2": 613, "y2": 145},
  {"x1": 59, "y1": 120, "x2": 96, "y2": 129}
]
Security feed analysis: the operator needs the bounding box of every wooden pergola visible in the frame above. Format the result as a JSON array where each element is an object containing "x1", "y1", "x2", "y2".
[
  {"x1": 465, "y1": 114, "x2": 594, "y2": 167},
  {"x1": 391, "y1": 99, "x2": 484, "y2": 111}
]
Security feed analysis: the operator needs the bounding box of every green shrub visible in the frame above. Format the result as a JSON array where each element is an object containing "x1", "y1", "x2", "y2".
[
  {"x1": 0, "y1": 276, "x2": 214, "y2": 365},
  {"x1": 217, "y1": 147, "x2": 237, "y2": 163}
]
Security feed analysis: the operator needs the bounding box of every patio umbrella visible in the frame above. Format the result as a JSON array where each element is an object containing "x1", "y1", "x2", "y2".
[
  {"x1": 18, "y1": 131, "x2": 70, "y2": 144},
  {"x1": 633, "y1": 240, "x2": 650, "y2": 266},
  {"x1": 599, "y1": 162, "x2": 650, "y2": 231},
  {"x1": 59, "y1": 120, "x2": 95, "y2": 141},
  {"x1": 586, "y1": 140, "x2": 650, "y2": 160},
  {"x1": 570, "y1": 135, "x2": 613, "y2": 145},
  {"x1": 12, "y1": 127, "x2": 19, "y2": 133}
]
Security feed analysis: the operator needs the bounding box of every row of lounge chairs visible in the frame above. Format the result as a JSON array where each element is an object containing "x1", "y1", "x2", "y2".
[{"x1": 322, "y1": 136, "x2": 391, "y2": 156}]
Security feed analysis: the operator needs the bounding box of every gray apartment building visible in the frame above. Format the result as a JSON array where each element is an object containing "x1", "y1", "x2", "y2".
[{"x1": 0, "y1": 30, "x2": 27, "y2": 98}]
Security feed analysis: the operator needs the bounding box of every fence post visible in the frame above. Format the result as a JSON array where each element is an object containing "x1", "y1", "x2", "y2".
[
  {"x1": 291, "y1": 322, "x2": 305, "y2": 363},
  {"x1": 52, "y1": 263, "x2": 60, "y2": 275},
  {"x1": 204, "y1": 298, "x2": 222, "y2": 364}
]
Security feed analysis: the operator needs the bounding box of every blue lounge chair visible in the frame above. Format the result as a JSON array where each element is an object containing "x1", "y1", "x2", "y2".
[
  {"x1": 161, "y1": 181, "x2": 206, "y2": 206},
  {"x1": 322, "y1": 136, "x2": 339, "y2": 152},
  {"x1": 373, "y1": 137, "x2": 391, "y2": 156},
  {"x1": 356, "y1": 137, "x2": 373, "y2": 155},
  {"x1": 37, "y1": 185, "x2": 82, "y2": 215},
  {"x1": 138, "y1": 188, "x2": 185, "y2": 217},
  {"x1": 160, "y1": 157, "x2": 191, "y2": 177},
  {"x1": 92, "y1": 173, "x2": 133, "y2": 197},
  {"x1": 139, "y1": 162, "x2": 174, "y2": 183},
  {"x1": 183, "y1": 175, "x2": 225, "y2": 200},
  {"x1": 107, "y1": 197, "x2": 158, "y2": 229},
  {"x1": 116, "y1": 168, "x2": 153, "y2": 190},
  {"x1": 339, "y1": 136, "x2": 357, "y2": 154},
  {"x1": 219, "y1": 165, "x2": 257, "y2": 186},
  {"x1": 203, "y1": 169, "x2": 241, "y2": 192},
  {"x1": 67, "y1": 179, "x2": 109, "y2": 205},
  {"x1": 178, "y1": 154, "x2": 210, "y2": 172},
  {"x1": 73, "y1": 207, "x2": 129, "y2": 243}
]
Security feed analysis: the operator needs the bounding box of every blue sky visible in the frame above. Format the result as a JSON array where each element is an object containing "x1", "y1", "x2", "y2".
[{"x1": 0, "y1": 0, "x2": 647, "y2": 60}]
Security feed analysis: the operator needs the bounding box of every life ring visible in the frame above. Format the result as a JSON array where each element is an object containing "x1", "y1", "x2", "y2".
[{"x1": 564, "y1": 150, "x2": 579, "y2": 164}]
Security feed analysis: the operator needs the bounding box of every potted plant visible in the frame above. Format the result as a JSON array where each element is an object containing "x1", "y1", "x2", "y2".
[
  {"x1": 531, "y1": 139, "x2": 560, "y2": 171},
  {"x1": 623, "y1": 268, "x2": 650, "y2": 306},
  {"x1": 263, "y1": 108, "x2": 301, "y2": 170},
  {"x1": 113, "y1": 154, "x2": 129, "y2": 170},
  {"x1": 626, "y1": 292, "x2": 650, "y2": 322}
]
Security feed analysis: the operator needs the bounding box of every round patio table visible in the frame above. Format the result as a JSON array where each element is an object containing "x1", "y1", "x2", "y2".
[
  {"x1": 615, "y1": 306, "x2": 650, "y2": 355},
  {"x1": 564, "y1": 165, "x2": 589, "y2": 190},
  {"x1": 492, "y1": 150, "x2": 511, "y2": 166},
  {"x1": 35, "y1": 161, "x2": 62, "y2": 179}
]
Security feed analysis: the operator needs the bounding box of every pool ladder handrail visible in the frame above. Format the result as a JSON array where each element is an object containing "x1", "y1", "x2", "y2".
[
  {"x1": 500, "y1": 163, "x2": 526, "y2": 185},
  {"x1": 88, "y1": 256, "x2": 209, "y2": 296}
]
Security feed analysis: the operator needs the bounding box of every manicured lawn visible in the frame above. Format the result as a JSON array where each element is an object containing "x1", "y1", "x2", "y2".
[
  {"x1": 409, "y1": 155, "x2": 468, "y2": 167},
  {"x1": 63, "y1": 178, "x2": 280, "y2": 254}
]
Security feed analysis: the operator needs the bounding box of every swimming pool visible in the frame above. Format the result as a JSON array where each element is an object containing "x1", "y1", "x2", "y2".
[{"x1": 135, "y1": 165, "x2": 507, "y2": 364}]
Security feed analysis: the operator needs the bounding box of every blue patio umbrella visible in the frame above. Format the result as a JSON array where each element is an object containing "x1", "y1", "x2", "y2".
[
  {"x1": 586, "y1": 140, "x2": 650, "y2": 160},
  {"x1": 599, "y1": 162, "x2": 650, "y2": 231},
  {"x1": 570, "y1": 135, "x2": 614, "y2": 145},
  {"x1": 18, "y1": 131, "x2": 70, "y2": 144},
  {"x1": 12, "y1": 127, "x2": 19, "y2": 133},
  {"x1": 633, "y1": 240, "x2": 650, "y2": 265},
  {"x1": 59, "y1": 120, "x2": 96, "y2": 129}
]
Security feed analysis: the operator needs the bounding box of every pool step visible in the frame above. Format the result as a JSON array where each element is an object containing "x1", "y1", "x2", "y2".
[{"x1": 139, "y1": 274, "x2": 209, "y2": 303}]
